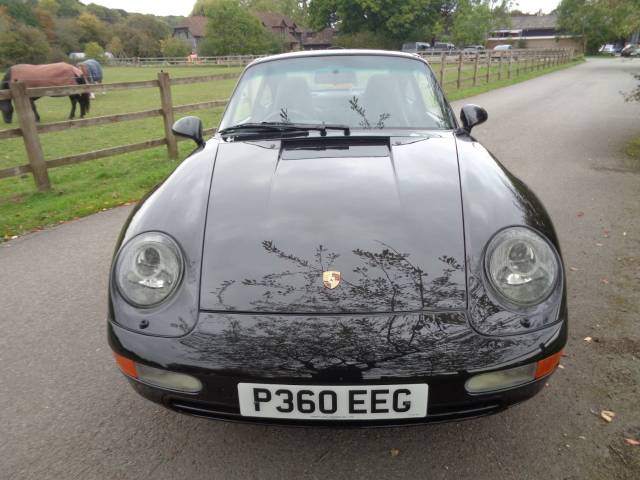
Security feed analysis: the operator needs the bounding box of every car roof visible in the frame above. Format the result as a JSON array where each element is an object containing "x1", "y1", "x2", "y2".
[{"x1": 247, "y1": 49, "x2": 428, "y2": 68}]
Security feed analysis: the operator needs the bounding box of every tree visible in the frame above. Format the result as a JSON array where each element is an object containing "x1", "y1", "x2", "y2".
[
  {"x1": 308, "y1": 0, "x2": 444, "y2": 44},
  {"x1": 199, "y1": 0, "x2": 283, "y2": 56},
  {"x1": 106, "y1": 36, "x2": 125, "y2": 57},
  {"x1": 194, "y1": 0, "x2": 309, "y2": 26},
  {"x1": 54, "y1": 17, "x2": 83, "y2": 53},
  {"x1": 450, "y1": 0, "x2": 492, "y2": 46},
  {"x1": 86, "y1": 3, "x2": 126, "y2": 24},
  {"x1": 56, "y1": 0, "x2": 82, "y2": 18},
  {"x1": 113, "y1": 15, "x2": 171, "y2": 57},
  {"x1": 38, "y1": 0, "x2": 60, "y2": 17},
  {"x1": 0, "y1": 12, "x2": 51, "y2": 67},
  {"x1": 557, "y1": 0, "x2": 634, "y2": 53},
  {"x1": 33, "y1": 5, "x2": 57, "y2": 42},
  {"x1": 76, "y1": 12, "x2": 108, "y2": 45},
  {"x1": 160, "y1": 36, "x2": 192, "y2": 57},
  {"x1": 0, "y1": 0, "x2": 39, "y2": 26},
  {"x1": 333, "y1": 31, "x2": 398, "y2": 49},
  {"x1": 84, "y1": 41, "x2": 105, "y2": 61}
]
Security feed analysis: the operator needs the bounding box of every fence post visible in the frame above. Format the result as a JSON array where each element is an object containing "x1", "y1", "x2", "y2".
[
  {"x1": 157, "y1": 72, "x2": 178, "y2": 160},
  {"x1": 497, "y1": 52, "x2": 503, "y2": 80},
  {"x1": 538, "y1": 50, "x2": 543, "y2": 70},
  {"x1": 516, "y1": 51, "x2": 521, "y2": 76},
  {"x1": 507, "y1": 51, "x2": 512, "y2": 79},
  {"x1": 486, "y1": 51, "x2": 491, "y2": 84},
  {"x1": 9, "y1": 81, "x2": 50, "y2": 191},
  {"x1": 472, "y1": 52, "x2": 479, "y2": 86},
  {"x1": 439, "y1": 52, "x2": 446, "y2": 87},
  {"x1": 456, "y1": 51, "x2": 463, "y2": 89}
]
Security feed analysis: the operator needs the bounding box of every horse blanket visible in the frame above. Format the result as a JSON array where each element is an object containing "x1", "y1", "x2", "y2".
[
  {"x1": 79, "y1": 59, "x2": 103, "y2": 83},
  {"x1": 10, "y1": 63, "x2": 84, "y2": 88}
]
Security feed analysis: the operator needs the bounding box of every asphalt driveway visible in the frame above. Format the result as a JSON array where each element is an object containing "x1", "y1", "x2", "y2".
[{"x1": 1, "y1": 57, "x2": 639, "y2": 479}]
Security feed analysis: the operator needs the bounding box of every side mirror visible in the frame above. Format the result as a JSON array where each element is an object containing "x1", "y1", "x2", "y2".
[
  {"x1": 459, "y1": 104, "x2": 488, "y2": 133},
  {"x1": 172, "y1": 116, "x2": 204, "y2": 147}
]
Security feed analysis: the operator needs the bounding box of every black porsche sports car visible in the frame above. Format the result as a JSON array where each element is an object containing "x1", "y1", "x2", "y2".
[{"x1": 109, "y1": 50, "x2": 566, "y2": 426}]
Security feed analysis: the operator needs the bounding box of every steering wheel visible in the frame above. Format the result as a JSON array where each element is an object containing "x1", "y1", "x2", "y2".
[{"x1": 263, "y1": 108, "x2": 316, "y2": 123}]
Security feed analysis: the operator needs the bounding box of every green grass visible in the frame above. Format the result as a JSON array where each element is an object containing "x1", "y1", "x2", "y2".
[
  {"x1": 0, "y1": 60, "x2": 582, "y2": 240},
  {"x1": 624, "y1": 135, "x2": 640, "y2": 170}
]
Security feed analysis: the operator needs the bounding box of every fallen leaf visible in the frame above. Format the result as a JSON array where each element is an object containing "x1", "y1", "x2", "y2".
[
  {"x1": 600, "y1": 410, "x2": 615, "y2": 423},
  {"x1": 570, "y1": 266, "x2": 580, "y2": 271},
  {"x1": 600, "y1": 278, "x2": 609, "y2": 285},
  {"x1": 584, "y1": 337, "x2": 593, "y2": 342},
  {"x1": 558, "y1": 364, "x2": 565, "y2": 369},
  {"x1": 579, "y1": 436, "x2": 586, "y2": 440},
  {"x1": 595, "y1": 243, "x2": 604, "y2": 247},
  {"x1": 390, "y1": 448, "x2": 400, "y2": 457},
  {"x1": 625, "y1": 438, "x2": 640, "y2": 446},
  {"x1": 623, "y1": 231, "x2": 627, "y2": 236},
  {"x1": 577, "y1": 211, "x2": 584, "y2": 217}
]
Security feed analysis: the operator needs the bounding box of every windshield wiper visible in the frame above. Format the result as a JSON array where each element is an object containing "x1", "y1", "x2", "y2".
[{"x1": 218, "y1": 122, "x2": 351, "y2": 138}]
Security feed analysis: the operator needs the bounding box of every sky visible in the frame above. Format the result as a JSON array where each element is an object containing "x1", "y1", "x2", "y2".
[{"x1": 81, "y1": 1, "x2": 561, "y2": 18}]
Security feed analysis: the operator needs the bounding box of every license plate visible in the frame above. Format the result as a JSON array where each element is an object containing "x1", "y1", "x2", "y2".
[{"x1": 238, "y1": 383, "x2": 428, "y2": 420}]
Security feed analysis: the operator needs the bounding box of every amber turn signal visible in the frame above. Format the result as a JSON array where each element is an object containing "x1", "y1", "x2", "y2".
[
  {"x1": 112, "y1": 351, "x2": 202, "y2": 393},
  {"x1": 535, "y1": 350, "x2": 563, "y2": 379},
  {"x1": 113, "y1": 351, "x2": 138, "y2": 378}
]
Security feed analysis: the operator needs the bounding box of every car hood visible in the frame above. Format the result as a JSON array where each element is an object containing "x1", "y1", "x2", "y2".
[{"x1": 200, "y1": 134, "x2": 466, "y2": 313}]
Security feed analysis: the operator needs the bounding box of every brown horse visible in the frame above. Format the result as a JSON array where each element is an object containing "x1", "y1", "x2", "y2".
[{"x1": 0, "y1": 62, "x2": 90, "y2": 124}]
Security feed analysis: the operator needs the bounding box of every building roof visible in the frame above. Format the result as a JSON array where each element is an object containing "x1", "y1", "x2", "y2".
[
  {"x1": 302, "y1": 27, "x2": 334, "y2": 46},
  {"x1": 175, "y1": 16, "x2": 208, "y2": 37},
  {"x1": 254, "y1": 11, "x2": 297, "y2": 29},
  {"x1": 499, "y1": 14, "x2": 558, "y2": 31}
]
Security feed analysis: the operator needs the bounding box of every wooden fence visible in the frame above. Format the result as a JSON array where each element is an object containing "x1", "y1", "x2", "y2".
[
  {"x1": 0, "y1": 48, "x2": 575, "y2": 191},
  {"x1": 0, "y1": 72, "x2": 235, "y2": 191},
  {"x1": 108, "y1": 55, "x2": 265, "y2": 67},
  {"x1": 419, "y1": 48, "x2": 576, "y2": 90}
]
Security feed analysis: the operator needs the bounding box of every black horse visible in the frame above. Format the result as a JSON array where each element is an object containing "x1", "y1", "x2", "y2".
[{"x1": 0, "y1": 62, "x2": 90, "y2": 124}]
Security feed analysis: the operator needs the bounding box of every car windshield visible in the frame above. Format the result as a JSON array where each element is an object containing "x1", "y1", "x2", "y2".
[{"x1": 219, "y1": 54, "x2": 453, "y2": 132}]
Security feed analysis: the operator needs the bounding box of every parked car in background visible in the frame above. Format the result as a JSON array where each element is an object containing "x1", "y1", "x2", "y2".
[
  {"x1": 463, "y1": 45, "x2": 485, "y2": 52},
  {"x1": 432, "y1": 42, "x2": 456, "y2": 52},
  {"x1": 493, "y1": 44, "x2": 513, "y2": 51},
  {"x1": 401, "y1": 42, "x2": 431, "y2": 54},
  {"x1": 599, "y1": 44, "x2": 616, "y2": 54},
  {"x1": 69, "y1": 52, "x2": 86, "y2": 61},
  {"x1": 621, "y1": 44, "x2": 640, "y2": 57}
]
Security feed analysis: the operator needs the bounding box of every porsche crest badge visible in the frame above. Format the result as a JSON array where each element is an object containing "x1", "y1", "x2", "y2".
[{"x1": 322, "y1": 271, "x2": 341, "y2": 289}]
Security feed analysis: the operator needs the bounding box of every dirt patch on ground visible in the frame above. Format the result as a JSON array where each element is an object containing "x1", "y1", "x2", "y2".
[{"x1": 595, "y1": 337, "x2": 640, "y2": 357}]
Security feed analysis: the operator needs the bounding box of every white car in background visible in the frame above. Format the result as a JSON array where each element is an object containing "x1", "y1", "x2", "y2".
[{"x1": 599, "y1": 44, "x2": 616, "y2": 54}]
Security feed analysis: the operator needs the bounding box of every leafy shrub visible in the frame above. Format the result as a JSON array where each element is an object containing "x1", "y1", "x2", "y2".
[
  {"x1": 84, "y1": 41, "x2": 105, "y2": 62},
  {"x1": 160, "y1": 37, "x2": 192, "y2": 57}
]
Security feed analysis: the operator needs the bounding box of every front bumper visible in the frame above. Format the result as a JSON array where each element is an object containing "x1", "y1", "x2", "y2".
[{"x1": 109, "y1": 311, "x2": 566, "y2": 426}]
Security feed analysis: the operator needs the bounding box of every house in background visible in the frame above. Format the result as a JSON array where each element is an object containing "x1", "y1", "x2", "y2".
[
  {"x1": 173, "y1": 16, "x2": 208, "y2": 53},
  {"x1": 301, "y1": 27, "x2": 335, "y2": 50},
  {"x1": 487, "y1": 14, "x2": 583, "y2": 53},
  {"x1": 254, "y1": 12, "x2": 302, "y2": 51},
  {"x1": 172, "y1": 13, "x2": 333, "y2": 54}
]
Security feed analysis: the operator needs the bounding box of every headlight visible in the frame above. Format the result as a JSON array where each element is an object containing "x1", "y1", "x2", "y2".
[
  {"x1": 114, "y1": 232, "x2": 184, "y2": 307},
  {"x1": 485, "y1": 227, "x2": 560, "y2": 308}
]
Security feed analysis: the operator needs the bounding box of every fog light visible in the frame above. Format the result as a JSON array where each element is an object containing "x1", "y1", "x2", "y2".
[
  {"x1": 113, "y1": 352, "x2": 202, "y2": 393},
  {"x1": 465, "y1": 363, "x2": 536, "y2": 394}
]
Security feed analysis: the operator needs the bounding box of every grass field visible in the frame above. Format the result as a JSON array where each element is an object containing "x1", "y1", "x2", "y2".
[{"x1": 0, "y1": 58, "x2": 582, "y2": 239}]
